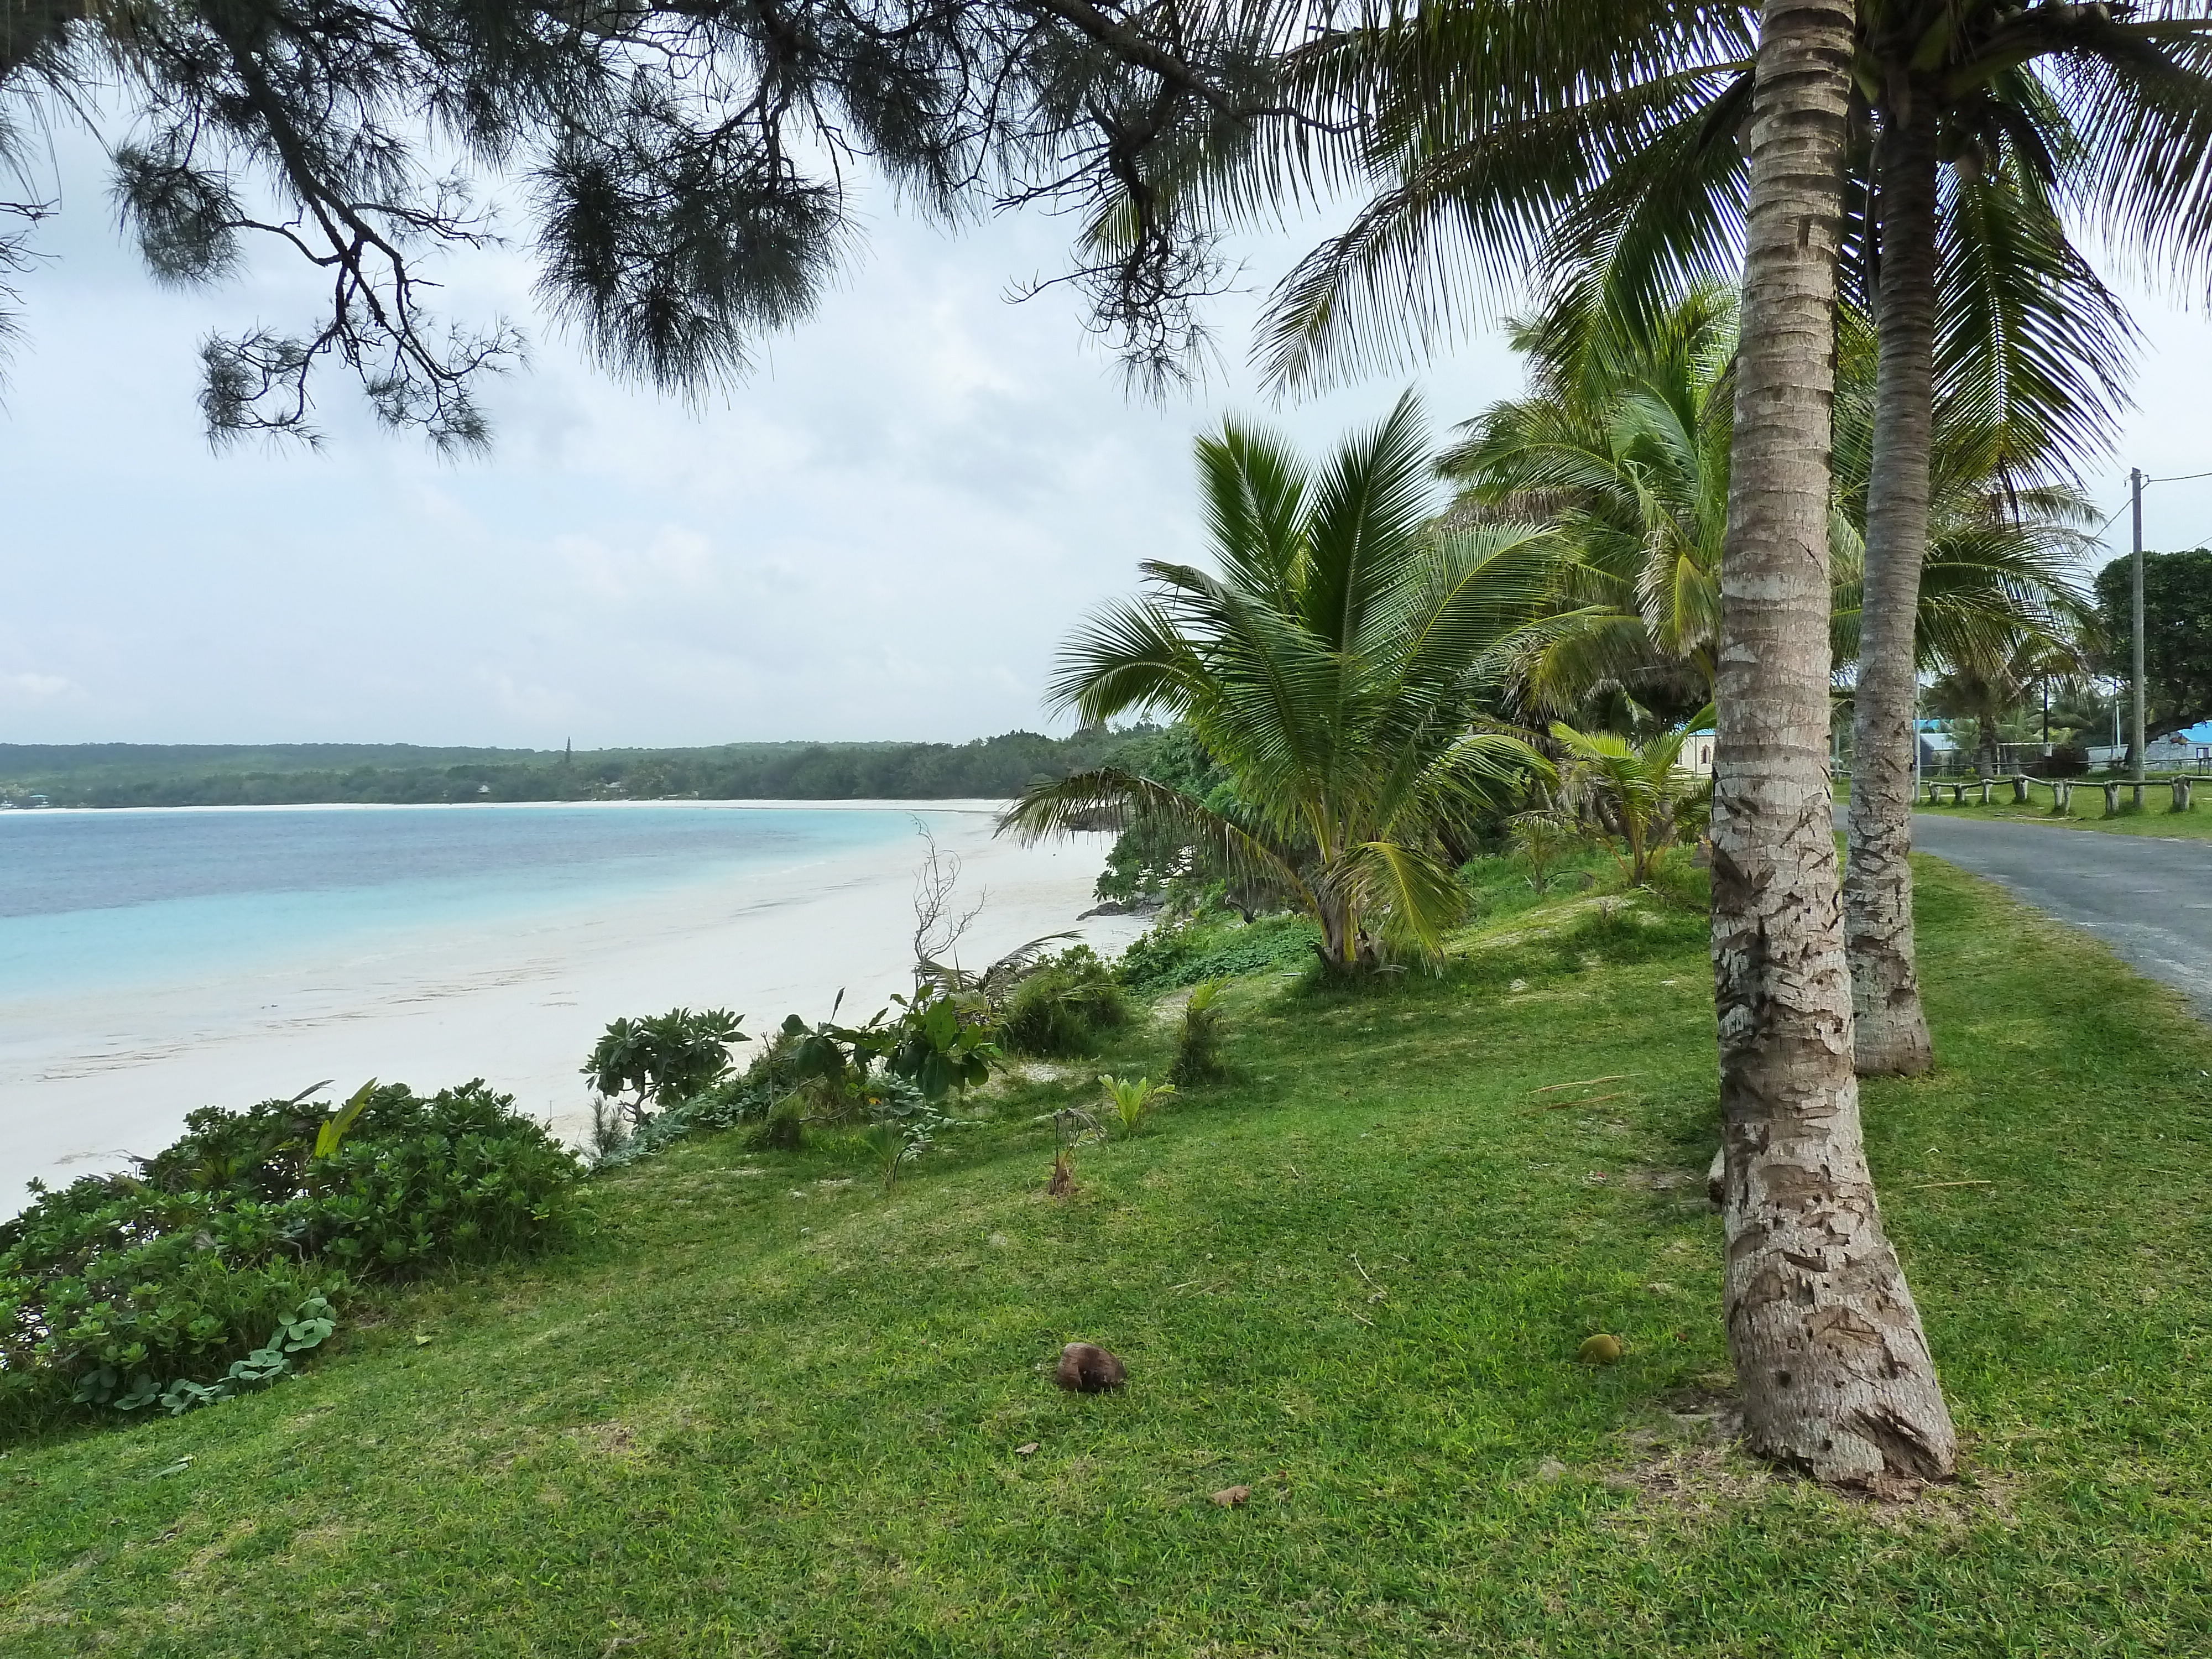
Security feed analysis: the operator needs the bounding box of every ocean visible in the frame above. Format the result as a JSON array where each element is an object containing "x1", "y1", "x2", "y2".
[
  {"x1": 0, "y1": 804, "x2": 926, "y2": 1000},
  {"x1": 0, "y1": 801, "x2": 1131, "y2": 1209}
]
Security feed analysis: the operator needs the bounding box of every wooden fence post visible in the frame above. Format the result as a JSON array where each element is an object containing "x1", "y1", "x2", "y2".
[
  {"x1": 2012, "y1": 775, "x2": 2030, "y2": 804},
  {"x1": 2173, "y1": 777, "x2": 2193, "y2": 812},
  {"x1": 2104, "y1": 782, "x2": 2122, "y2": 816}
]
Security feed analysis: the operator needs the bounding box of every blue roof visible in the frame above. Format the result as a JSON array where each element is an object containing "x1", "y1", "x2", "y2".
[{"x1": 2180, "y1": 721, "x2": 2212, "y2": 745}]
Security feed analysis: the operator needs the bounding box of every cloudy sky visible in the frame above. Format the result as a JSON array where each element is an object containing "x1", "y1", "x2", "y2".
[{"x1": 5, "y1": 121, "x2": 2212, "y2": 750}]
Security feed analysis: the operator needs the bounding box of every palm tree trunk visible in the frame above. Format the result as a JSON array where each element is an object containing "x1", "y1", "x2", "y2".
[
  {"x1": 1843, "y1": 83, "x2": 1940, "y2": 1078},
  {"x1": 1712, "y1": 4, "x2": 1957, "y2": 1488},
  {"x1": 1313, "y1": 890, "x2": 1356, "y2": 973}
]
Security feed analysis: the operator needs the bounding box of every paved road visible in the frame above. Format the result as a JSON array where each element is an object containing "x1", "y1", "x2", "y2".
[{"x1": 1902, "y1": 812, "x2": 2212, "y2": 1017}]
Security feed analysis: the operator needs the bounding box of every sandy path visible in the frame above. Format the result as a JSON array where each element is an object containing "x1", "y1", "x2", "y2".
[{"x1": 0, "y1": 806, "x2": 1142, "y2": 1211}]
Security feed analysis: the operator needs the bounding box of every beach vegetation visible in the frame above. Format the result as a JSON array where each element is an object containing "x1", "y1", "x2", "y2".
[
  {"x1": 1166, "y1": 977, "x2": 1230, "y2": 1087},
  {"x1": 755, "y1": 1096, "x2": 809, "y2": 1151},
  {"x1": 589, "y1": 1074, "x2": 771, "y2": 1167},
  {"x1": 1086, "y1": 728, "x2": 1273, "y2": 919},
  {"x1": 855, "y1": 1118, "x2": 932, "y2": 1192},
  {"x1": 781, "y1": 988, "x2": 1001, "y2": 1111},
  {"x1": 1292, "y1": 0, "x2": 2187, "y2": 1091},
  {"x1": 998, "y1": 945, "x2": 1131, "y2": 1058},
  {"x1": 883, "y1": 987, "x2": 1001, "y2": 1102},
  {"x1": 1005, "y1": 394, "x2": 1556, "y2": 975},
  {"x1": 587, "y1": 987, "x2": 999, "y2": 1171},
  {"x1": 1115, "y1": 911, "x2": 1324, "y2": 995},
  {"x1": 0, "y1": 1083, "x2": 581, "y2": 1438},
  {"x1": 582, "y1": 1008, "x2": 747, "y2": 1129},
  {"x1": 118, "y1": 1296, "x2": 338, "y2": 1418},
  {"x1": 770, "y1": 1003, "x2": 895, "y2": 1125},
  {"x1": 1224, "y1": 1, "x2": 2198, "y2": 1474},
  {"x1": 575, "y1": 987, "x2": 1000, "y2": 1186}
]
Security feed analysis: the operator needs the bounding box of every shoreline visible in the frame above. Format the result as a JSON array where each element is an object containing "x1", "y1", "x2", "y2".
[
  {"x1": 0, "y1": 810, "x2": 1141, "y2": 1213},
  {"x1": 0, "y1": 797, "x2": 1020, "y2": 819}
]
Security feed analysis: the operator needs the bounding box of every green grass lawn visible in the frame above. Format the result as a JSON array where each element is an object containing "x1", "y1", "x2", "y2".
[
  {"x1": 1914, "y1": 779, "x2": 2212, "y2": 839},
  {"x1": 5, "y1": 861, "x2": 2211, "y2": 1656}
]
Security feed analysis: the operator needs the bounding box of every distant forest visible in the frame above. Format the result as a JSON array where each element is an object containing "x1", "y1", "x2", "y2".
[{"x1": 0, "y1": 729, "x2": 1165, "y2": 809}]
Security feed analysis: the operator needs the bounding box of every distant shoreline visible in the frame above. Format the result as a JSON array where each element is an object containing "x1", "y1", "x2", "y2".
[
  {"x1": 0, "y1": 727, "x2": 1168, "y2": 811},
  {"x1": 0, "y1": 797, "x2": 1014, "y2": 819}
]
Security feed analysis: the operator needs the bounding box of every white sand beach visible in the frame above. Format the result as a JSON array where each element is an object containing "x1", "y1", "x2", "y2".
[{"x1": 0, "y1": 804, "x2": 1142, "y2": 1211}]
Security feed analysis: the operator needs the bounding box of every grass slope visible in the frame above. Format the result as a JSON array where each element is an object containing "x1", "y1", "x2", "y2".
[{"x1": 4, "y1": 863, "x2": 2211, "y2": 1656}]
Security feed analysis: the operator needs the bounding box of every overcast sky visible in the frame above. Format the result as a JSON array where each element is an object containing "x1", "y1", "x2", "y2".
[{"x1": 6, "y1": 123, "x2": 2212, "y2": 749}]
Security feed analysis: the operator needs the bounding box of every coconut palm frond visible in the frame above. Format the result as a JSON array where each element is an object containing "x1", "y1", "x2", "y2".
[
  {"x1": 1013, "y1": 400, "x2": 1556, "y2": 970},
  {"x1": 1330, "y1": 838, "x2": 1469, "y2": 959},
  {"x1": 1000, "y1": 766, "x2": 1311, "y2": 907}
]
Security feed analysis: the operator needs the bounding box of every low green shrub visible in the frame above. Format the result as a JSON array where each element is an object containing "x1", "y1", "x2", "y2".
[
  {"x1": 583, "y1": 1007, "x2": 747, "y2": 1129},
  {"x1": 592, "y1": 1073, "x2": 770, "y2": 1165},
  {"x1": 117, "y1": 1294, "x2": 337, "y2": 1417},
  {"x1": 0, "y1": 1082, "x2": 583, "y2": 1437},
  {"x1": 1115, "y1": 915, "x2": 1323, "y2": 994},
  {"x1": 596, "y1": 987, "x2": 998, "y2": 1168},
  {"x1": 751, "y1": 1094, "x2": 810, "y2": 1151},
  {"x1": 1000, "y1": 946, "x2": 1131, "y2": 1056}
]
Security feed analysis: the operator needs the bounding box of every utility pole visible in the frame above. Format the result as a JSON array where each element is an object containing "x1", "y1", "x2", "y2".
[{"x1": 2132, "y1": 466, "x2": 2147, "y2": 785}]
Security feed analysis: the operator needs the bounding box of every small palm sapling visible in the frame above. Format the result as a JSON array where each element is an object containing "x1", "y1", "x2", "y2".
[
  {"x1": 1100, "y1": 1074, "x2": 1174, "y2": 1136},
  {"x1": 1168, "y1": 979, "x2": 1230, "y2": 1085}
]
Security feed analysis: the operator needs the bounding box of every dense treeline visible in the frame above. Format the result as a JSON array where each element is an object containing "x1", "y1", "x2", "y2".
[{"x1": 0, "y1": 729, "x2": 1163, "y2": 808}]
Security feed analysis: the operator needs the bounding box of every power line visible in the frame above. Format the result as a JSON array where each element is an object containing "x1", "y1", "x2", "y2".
[{"x1": 2091, "y1": 467, "x2": 2212, "y2": 540}]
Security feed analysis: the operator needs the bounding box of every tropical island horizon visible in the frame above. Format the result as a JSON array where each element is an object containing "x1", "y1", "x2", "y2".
[{"x1": 0, "y1": 727, "x2": 1162, "y2": 810}]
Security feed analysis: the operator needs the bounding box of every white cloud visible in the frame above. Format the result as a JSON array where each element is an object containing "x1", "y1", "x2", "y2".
[
  {"x1": 555, "y1": 527, "x2": 722, "y2": 603},
  {"x1": 24, "y1": 109, "x2": 2203, "y2": 746},
  {"x1": 0, "y1": 672, "x2": 79, "y2": 705}
]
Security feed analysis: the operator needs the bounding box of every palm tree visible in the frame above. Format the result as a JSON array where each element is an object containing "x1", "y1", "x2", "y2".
[
  {"x1": 1712, "y1": 1, "x2": 1955, "y2": 1483},
  {"x1": 1549, "y1": 723, "x2": 1700, "y2": 886},
  {"x1": 1260, "y1": 1, "x2": 2212, "y2": 1076},
  {"x1": 1438, "y1": 286, "x2": 1736, "y2": 725},
  {"x1": 1146, "y1": 0, "x2": 1957, "y2": 1485},
  {"x1": 1837, "y1": 1, "x2": 2206, "y2": 1075},
  {"x1": 1444, "y1": 284, "x2": 2091, "y2": 731},
  {"x1": 1001, "y1": 393, "x2": 1557, "y2": 973}
]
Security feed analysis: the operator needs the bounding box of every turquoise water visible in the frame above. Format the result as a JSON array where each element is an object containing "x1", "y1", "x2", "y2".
[{"x1": 0, "y1": 805, "x2": 930, "y2": 999}]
